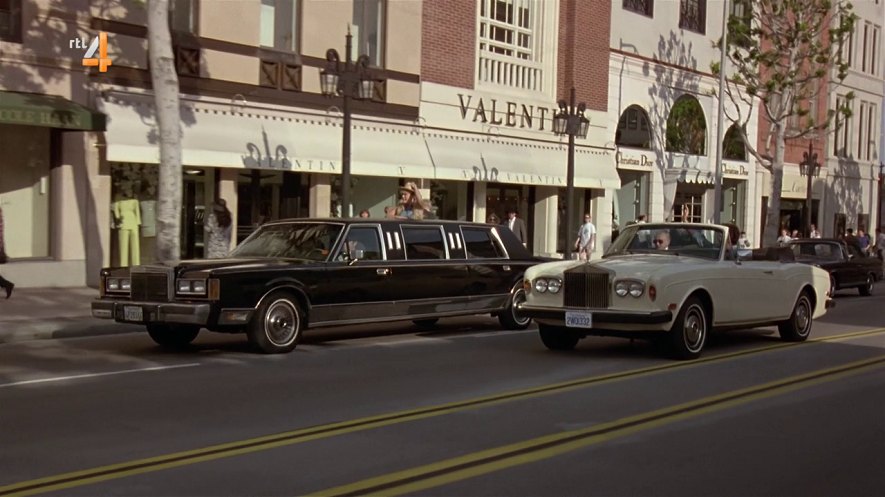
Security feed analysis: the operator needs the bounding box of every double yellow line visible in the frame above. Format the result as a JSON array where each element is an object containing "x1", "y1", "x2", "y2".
[{"x1": 2, "y1": 328, "x2": 883, "y2": 497}]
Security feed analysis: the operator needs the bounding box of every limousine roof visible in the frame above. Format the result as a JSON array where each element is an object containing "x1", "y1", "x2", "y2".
[{"x1": 262, "y1": 218, "x2": 497, "y2": 226}]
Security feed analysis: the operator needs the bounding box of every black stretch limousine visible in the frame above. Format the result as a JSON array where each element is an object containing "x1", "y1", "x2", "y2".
[{"x1": 92, "y1": 219, "x2": 545, "y2": 353}]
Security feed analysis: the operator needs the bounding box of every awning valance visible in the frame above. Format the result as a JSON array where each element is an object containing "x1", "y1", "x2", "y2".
[
  {"x1": 424, "y1": 133, "x2": 620, "y2": 189},
  {"x1": 101, "y1": 94, "x2": 435, "y2": 178},
  {"x1": 0, "y1": 91, "x2": 105, "y2": 131}
]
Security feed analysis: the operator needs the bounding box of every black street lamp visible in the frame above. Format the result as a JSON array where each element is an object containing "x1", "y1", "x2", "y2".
[
  {"x1": 552, "y1": 87, "x2": 590, "y2": 259},
  {"x1": 320, "y1": 30, "x2": 376, "y2": 218},
  {"x1": 799, "y1": 141, "x2": 821, "y2": 237}
]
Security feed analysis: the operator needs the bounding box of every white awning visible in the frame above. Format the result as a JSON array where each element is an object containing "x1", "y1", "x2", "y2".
[
  {"x1": 424, "y1": 133, "x2": 620, "y2": 189},
  {"x1": 100, "y1": 94, "x2": 435, "y2": 178},
  {"x1": 666, "y1": 168, "x2": 716, "y2": 185}
]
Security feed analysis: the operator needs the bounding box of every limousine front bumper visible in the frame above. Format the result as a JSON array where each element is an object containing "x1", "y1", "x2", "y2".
[
  {"x1": 92, "y1": 299, "x2": 212, "y2": 326},
  {"x1": 517, "y1": 304, "x2": 673, "y2": 327}
]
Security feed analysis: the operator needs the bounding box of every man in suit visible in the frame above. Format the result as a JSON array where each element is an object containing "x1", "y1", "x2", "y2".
[{"x1": 504, "y1": 208, "x2": 528, "y2": 246}]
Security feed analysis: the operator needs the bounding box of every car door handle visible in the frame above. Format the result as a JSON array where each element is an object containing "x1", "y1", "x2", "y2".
[
  {"x1": 502, "y1": 265, "x2": 511, "y2": 272},
  {"x1": 763, "y1": 270, "x2": 774, "y2": 275},
  {"x1": 376, "y1": 268, "x2": 391, "y2": 276}
]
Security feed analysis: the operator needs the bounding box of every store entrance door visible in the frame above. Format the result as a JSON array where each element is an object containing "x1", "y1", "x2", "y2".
[{"x1": 181, "y1": 171, "x2": 207, "y2": 259}]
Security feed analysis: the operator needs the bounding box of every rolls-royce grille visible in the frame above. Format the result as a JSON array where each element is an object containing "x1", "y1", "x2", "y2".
[
  {"x1": 130, "y1": 273, "x2": 169, "y2": 302},
  {"x1": 564, "y1": 272, "x2": 610, "y2": 309}
]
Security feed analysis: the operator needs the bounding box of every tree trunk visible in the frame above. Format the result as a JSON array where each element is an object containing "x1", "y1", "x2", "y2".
[
  {"x1": 762, "y1": 128, "x2": 787, "y2": 248},
  {"x1": 147, "y1": 0, "x2": 182, "y2": 263}
]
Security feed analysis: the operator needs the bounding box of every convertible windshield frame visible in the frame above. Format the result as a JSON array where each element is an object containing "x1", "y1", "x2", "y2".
[
  {"x1": 229, "y1": 222, "x2": 345, "y2": 261},
  {"x1": 605, "y1": 224, "x2": 726, "y2": 261}
]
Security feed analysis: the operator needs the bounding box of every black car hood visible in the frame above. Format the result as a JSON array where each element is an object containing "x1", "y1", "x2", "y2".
[{"x1": 175, "y1": 257, "x2": 318, "y2": 275}]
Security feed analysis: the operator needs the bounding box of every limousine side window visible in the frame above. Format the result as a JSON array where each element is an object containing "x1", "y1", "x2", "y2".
[
  {"x1": 462, "y1": 227, "x2": 505, "y2": 259},
  {"x1": 402, "y1": 226, "x2": 448, "y2": 260},
  {"x1": 336, "y1": 226, "x2": 384, "y2": 261}
]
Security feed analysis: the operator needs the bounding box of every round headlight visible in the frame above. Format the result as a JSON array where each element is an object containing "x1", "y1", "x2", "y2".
[
  {"x1": 534, "y1": 279, "x2": 549, "y2": 293},
  {"x1": 615, "y1": 281, "x2": 628, "y2": 297},
  {"x1": 628, "y1": 281, "x2": 644, "y2": 298},
  {"x1": 547, "y1": 279, "x2": 562, "y2": 294}
]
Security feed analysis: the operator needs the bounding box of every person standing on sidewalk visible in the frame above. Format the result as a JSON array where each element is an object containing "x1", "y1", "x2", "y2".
[
  {"x1": 574, "y1": 213, "x2": 597, "y2": 261},
  {"x1": 0, "y1": 205, "x2": 14, "y2": 299}
]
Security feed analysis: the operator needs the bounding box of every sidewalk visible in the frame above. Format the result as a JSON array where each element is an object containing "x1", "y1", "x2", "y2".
[{"x1": 0, "y1": 287, "x2": 142, "y2": 344}]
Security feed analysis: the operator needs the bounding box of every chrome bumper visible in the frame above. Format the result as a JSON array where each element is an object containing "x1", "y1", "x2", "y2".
[
  {"x1": 92, "y1": 300, "x2": 211, "y2": 326},
  {"x1": 517, "y1": 304, "x2": 673, "y2": 325}
]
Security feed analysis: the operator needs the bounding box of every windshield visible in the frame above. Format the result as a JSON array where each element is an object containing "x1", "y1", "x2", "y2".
[
  {"x1": 606, "y1": 224, "x2": 724, "y2": 260},
  {"x1": 229, "y1": 223, "x2": 344, "y2": 261}
]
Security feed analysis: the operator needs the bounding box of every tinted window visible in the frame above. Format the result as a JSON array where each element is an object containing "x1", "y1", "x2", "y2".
[
  {"x1": 230, "y1": 223, "x2": 342, "y2": 261},
  {"x1": 402, "y1": 227, "x2": 446, "y2": 260},
  {"x1": 462, "y1": 228, "x2": 504, "y2": 259},
  {"x1": 336, "y1": 227, "x2": 383, "y2": 261}
]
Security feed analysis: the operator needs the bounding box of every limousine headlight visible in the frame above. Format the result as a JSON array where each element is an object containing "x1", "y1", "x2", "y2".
[
  {"x1": 177, "y1": 278, "x2": 207, "y2": 296},
  {"x1": 615, "y1": 279, "x2": 645, "y2": 298},
  {"x1": 106, "y1": 277, "x2": 131, "y2": 292},
  {"x1": 533, "y1": 277, "x2": 562, "y2": 294}
]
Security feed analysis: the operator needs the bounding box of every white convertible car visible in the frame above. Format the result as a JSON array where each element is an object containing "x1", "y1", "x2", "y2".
[{"x1": 518, "y1": 223, "x2": 834, "y2": 359}]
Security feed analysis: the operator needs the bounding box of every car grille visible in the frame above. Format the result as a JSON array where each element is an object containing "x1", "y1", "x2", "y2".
[
  {"x1": 563, "y1": 269, "x2": 610, "y2": 309},
  {"x1": 130, "y1": 271, "x2": 169, "y2": 302}
]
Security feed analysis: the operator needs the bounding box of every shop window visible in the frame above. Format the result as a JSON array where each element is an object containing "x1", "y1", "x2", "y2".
[
  {"x1": 722, "y1": 124, "x2": 746, "y2": 161},
  {"x1": 666, "y1": 95, "x2": 706, "y2": 155},
  {"x1": 462, "y1": 227, "x2": 505, "y2": 259},
  {"x1": 403, "y1": 226, "x2": 446, "y2": 260}
]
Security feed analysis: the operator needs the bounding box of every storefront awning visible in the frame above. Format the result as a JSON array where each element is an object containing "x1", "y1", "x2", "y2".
[
  {"x1": 100, "y1": 94, "x2": 435, "y2": 178},
  {"x1": 424, "y1": 134, "x2": 620, "y2": 189},
  {"x1": 667, "y1": 168, "x2": 715, "y2": 185},
  {"x1": 0, "y1": 91, "x2": 106, "y2": 131}
]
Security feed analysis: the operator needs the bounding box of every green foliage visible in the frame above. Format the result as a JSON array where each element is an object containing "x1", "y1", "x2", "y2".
[{"x1": 665, "y1": 96, "x2": 706, "y2": 155}]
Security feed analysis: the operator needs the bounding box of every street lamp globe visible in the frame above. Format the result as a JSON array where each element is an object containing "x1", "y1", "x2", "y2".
[
  {"x1": 552, "y1": 111, "x2": 568, "y2": 135},
  {"x1": 576, "y1": 115, "x2": 590, "y2": 139},
  {"x1": 319, "y1": 71, "x2": 339, "y2": 96},
  {"x1": 358, "y1": 79, "x2": 374, "y2": 100}
]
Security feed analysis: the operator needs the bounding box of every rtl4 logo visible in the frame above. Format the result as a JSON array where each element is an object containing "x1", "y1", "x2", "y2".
[{"x1": 70, "y1": 32, "x2": 113, "y2": 72}]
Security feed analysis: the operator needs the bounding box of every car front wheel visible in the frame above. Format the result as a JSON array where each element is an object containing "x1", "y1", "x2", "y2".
[
  {"x1": 147, "y1": 323, "x2": 200, "y2": 349},
  {"x1": 498, "y1": 285, "x2": 532, "y2": 330},
  {"x1": 778, "y1": 292, "x2": 813, "y2": 342},
  {"x1": 539, "y1": 324, "x2": 579, "y2": 351},
  {"x1": 248, "y1": 292, "x2": 303, "y2": 354},
  {"x1": 669, "y1": 296, "x2": 708, "y2": 360}
]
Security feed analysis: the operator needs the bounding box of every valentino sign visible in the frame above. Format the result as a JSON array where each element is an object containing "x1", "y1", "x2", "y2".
[{"x1": 458, "y1": 94, "x2": 556, "y2": 131}]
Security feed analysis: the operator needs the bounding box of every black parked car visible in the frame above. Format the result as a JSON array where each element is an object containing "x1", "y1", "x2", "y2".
[
  {"x1": 788, "y1": 239, "x2": 884, "y2": 296},
  {"x1": 92, "y1": 219, "x2": 545, "y2": 353}
]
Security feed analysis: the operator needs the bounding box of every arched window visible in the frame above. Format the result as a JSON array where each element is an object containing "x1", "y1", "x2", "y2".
[
  {"x1": 615, "y1": 105, "x2": 652, "y2": 149},
  {"x1": 722, "y1": 124, "x2": 747, "y2": 161},
  {"x1": 665, "y1": 95, "x2": 707, "y2": 155}
]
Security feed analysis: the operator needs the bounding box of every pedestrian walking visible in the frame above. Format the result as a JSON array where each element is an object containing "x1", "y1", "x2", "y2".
[
  {"x1": 809, "y1": 224, "x2": 821, "y2": 238},
  {"x1": 875, "y1": 227, "x2": 885, "y2": 261},
  {"x1": 574, "y1": 213, "x2": 596, "y2": 261},
  {"x1": 0, "y1": 205, "x2": 14, "y2": 299},
  {"x1": 204, "y1": 198, "x2": 233, "y2": 258},
  {"x1": 503, "y1": 208, "x2": 527, "y2": 246}
]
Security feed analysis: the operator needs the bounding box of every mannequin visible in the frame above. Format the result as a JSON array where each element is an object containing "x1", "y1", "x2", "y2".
[{"x1": 113, "y1": 185, "x2": 141, "y2": 267}]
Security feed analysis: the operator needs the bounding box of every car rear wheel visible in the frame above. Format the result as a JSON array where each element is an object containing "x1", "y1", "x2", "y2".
[
  {"x1": 859, "y1": 274, "x2": 874, "y2": 296},
  {"x1": 539, "y1": 324, "x2": 580, "y2": 351},
  {"x1": 147, "y1": 323, "x2": 200, "y2": 349},
  {"x1": 778, "y1": 292, "x2": 813, "y2": 342},
  {"x1": 498, "y1": 285, "x2": 532, "y2": 330},
  {"x1": 669, "y1": 296, "x2": 708, "y2": 360},
  {"x1": 248, "y1": 292, "x2": 303, "y2": 354}
]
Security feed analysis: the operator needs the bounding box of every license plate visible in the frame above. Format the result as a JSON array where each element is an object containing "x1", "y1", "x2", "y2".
[
  {"x1": 565, "y1": 311, "x2": 593, "y2": 329},
  {"x1": 123, "y1": 305, "x2": 144, "y2": 322}
]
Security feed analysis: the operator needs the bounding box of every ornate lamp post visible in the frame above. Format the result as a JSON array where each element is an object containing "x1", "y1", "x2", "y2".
[
  {"x1": 319, "y1": 30, "x2": 376, "y2": 218},
  {"x1": 552, "y1": 87, "x2": 590, "y2": 259},
  {"x1": 799, "y1": 141, "x2": 821, "y2": 237}
]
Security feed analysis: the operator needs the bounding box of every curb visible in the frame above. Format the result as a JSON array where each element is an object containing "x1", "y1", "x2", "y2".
[{"x1": 0, "y1": 318, "x2": 144, "y2": 344}]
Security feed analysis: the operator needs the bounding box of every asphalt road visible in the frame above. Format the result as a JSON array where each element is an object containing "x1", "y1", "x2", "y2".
[{"x1": 1, "y1": 284, "x2": 883, "y2": 497}]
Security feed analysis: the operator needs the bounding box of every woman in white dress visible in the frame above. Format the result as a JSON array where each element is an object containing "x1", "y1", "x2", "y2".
[{"x1": 204, "y1": 198, "x2": 232, "y2": 258}]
